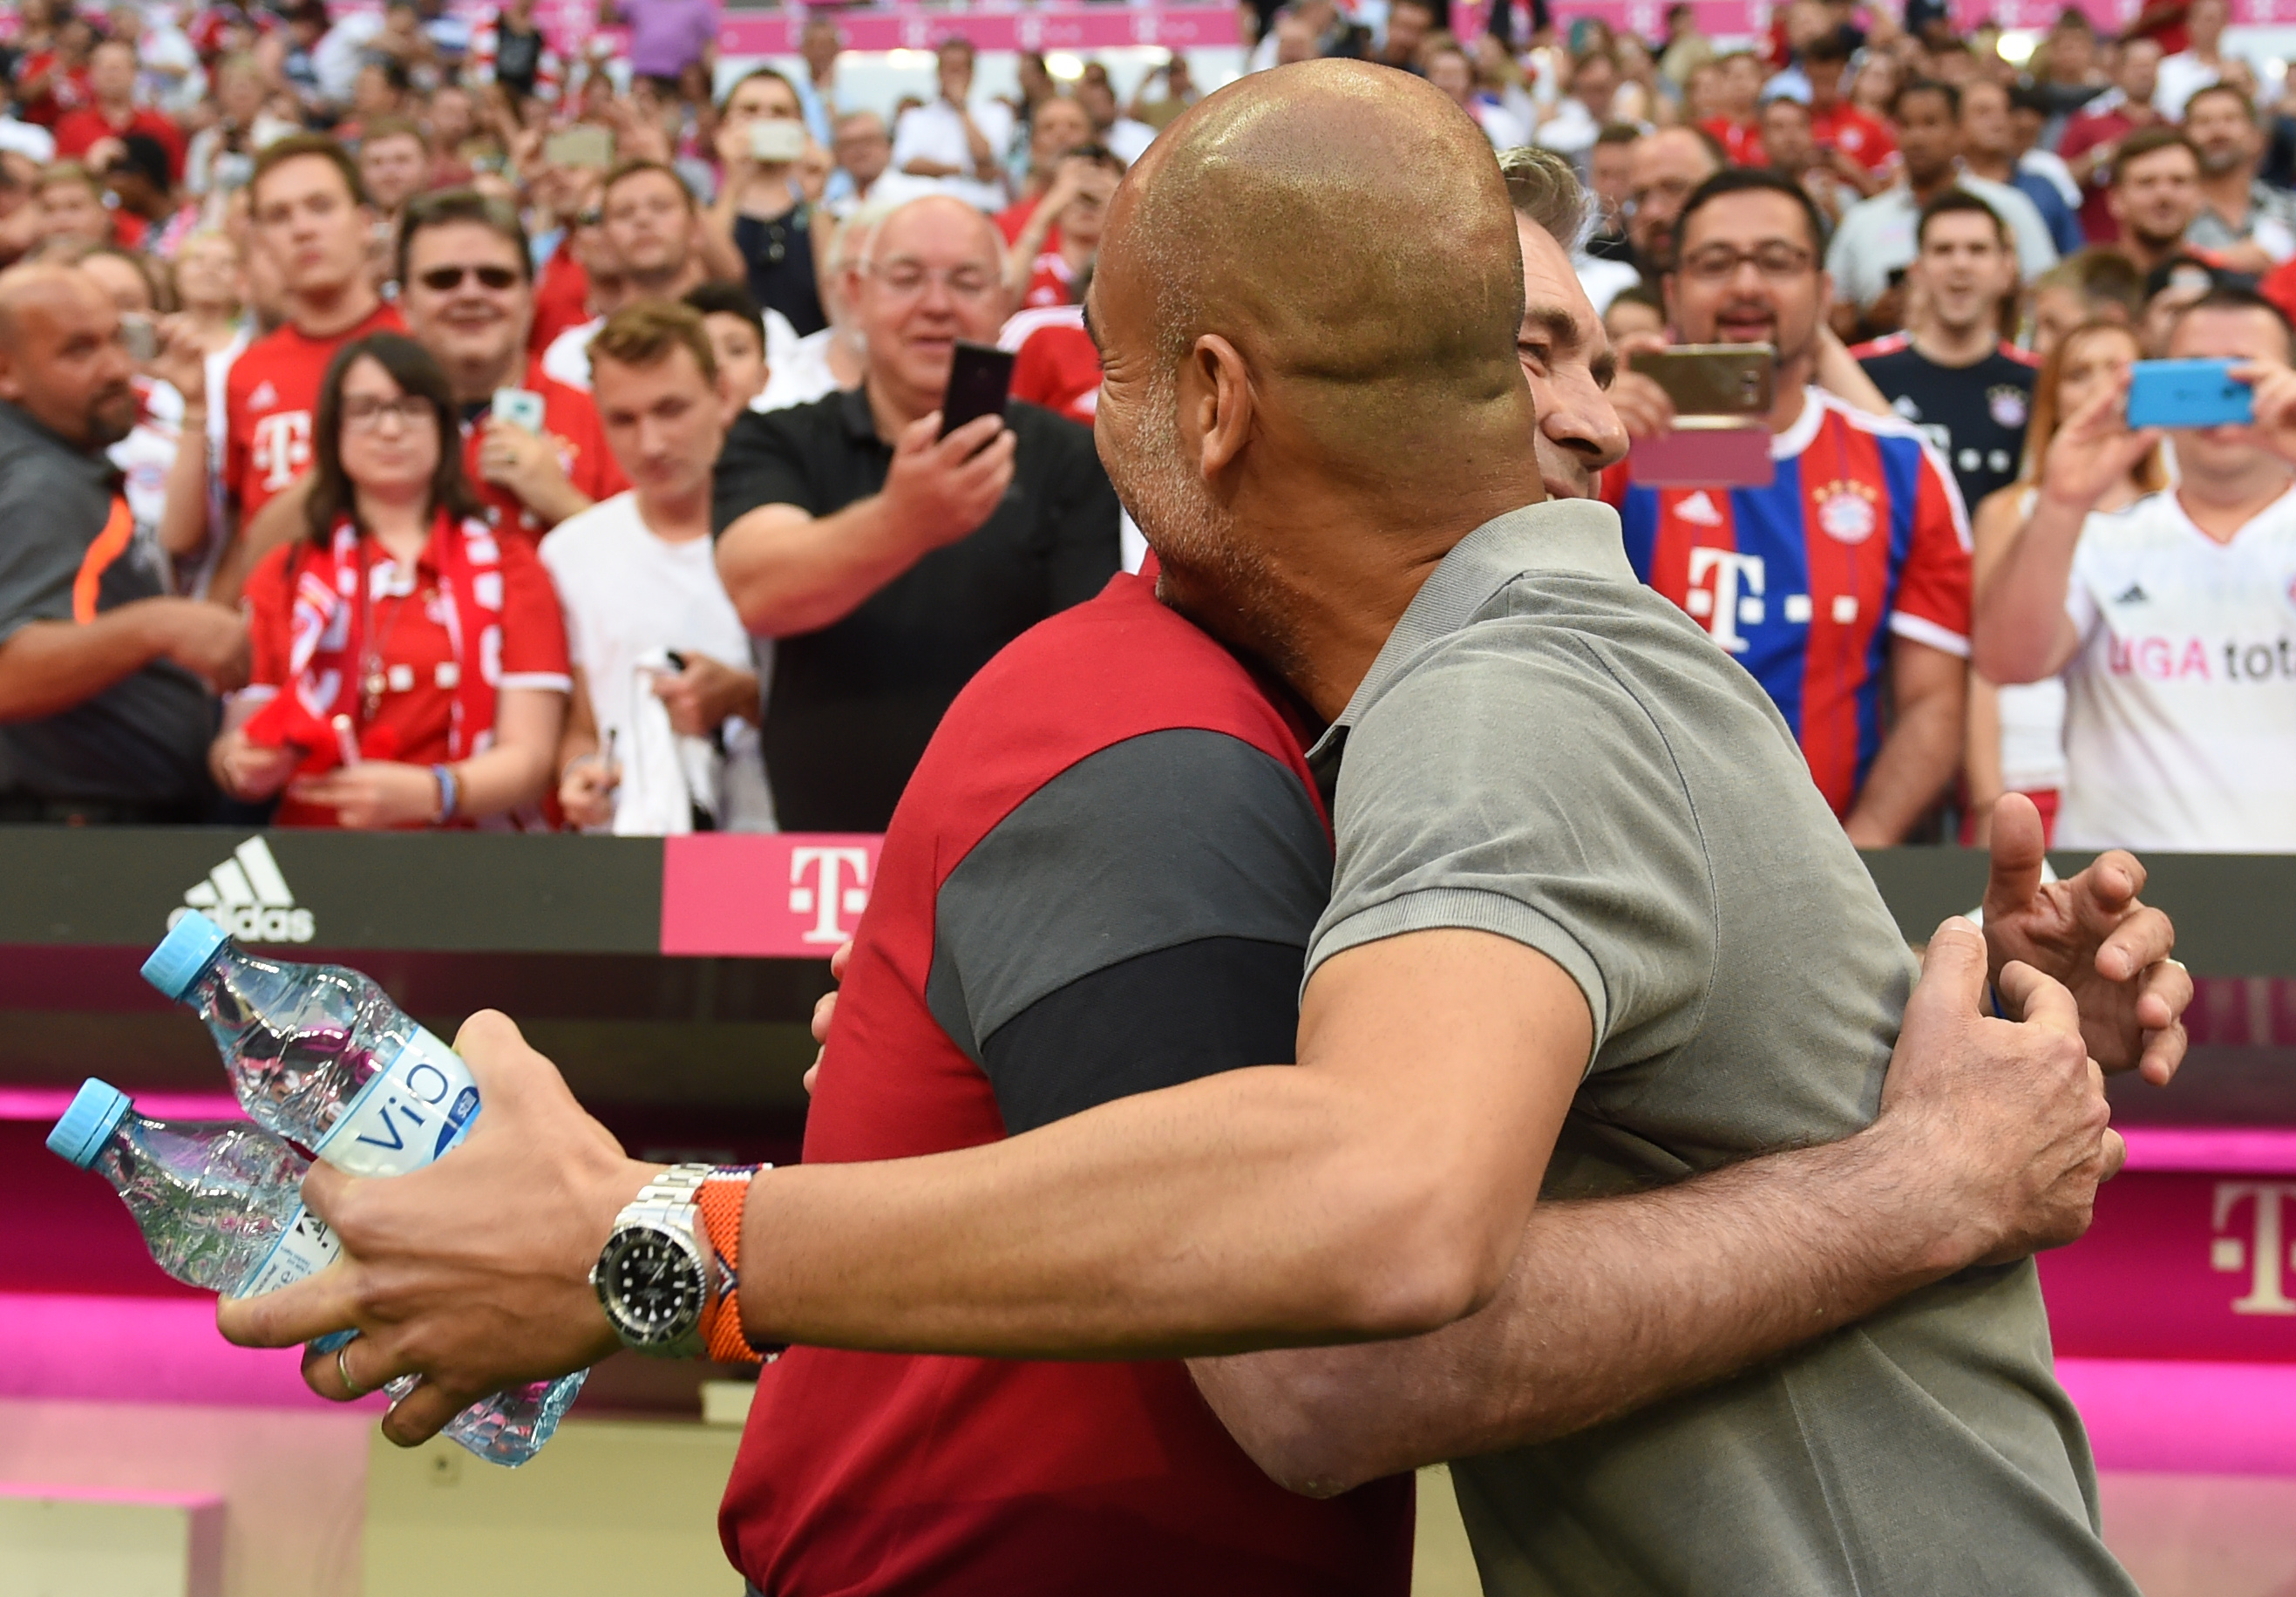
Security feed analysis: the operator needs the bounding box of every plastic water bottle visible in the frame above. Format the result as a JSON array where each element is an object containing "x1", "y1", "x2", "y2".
[
  {"x1": 141, "y1": 914, "x2": 588, "y2": 1465},
  {"x1": 48, "y1": 1078, "x2": 342, "y2": 1297}
]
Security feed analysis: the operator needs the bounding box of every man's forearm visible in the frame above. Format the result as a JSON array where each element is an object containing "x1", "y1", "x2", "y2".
[
  {"x1": 717, "y1": 496, "x2": 931, "y2": 636},
  {"x1": 1973, "y1": 494, "x2": 2085, "y2": 683},
  {"x1": 1843, "y1": 672, "x2": 1961, "y2": 846},
  {"x1": 157, "y1": 404, "x2": 212, "y2": 561},
  {"x1": 1188, "y1": 1120, "x2": 1968, "y2": 1497},
  {"x1": 0, "y1": 608, "x2": 166, "y2": 721}
]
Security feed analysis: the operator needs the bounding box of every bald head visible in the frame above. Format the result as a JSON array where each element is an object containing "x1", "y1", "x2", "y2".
[
  {"x1": 0, "y1": 263, "x2": 139, "y2": 450},
  {"x1": 1089, "y1": 61, "x2": 1546, "y2": 695},
  {"x1": 1103, "y1": 61, "x2": 1529, "y2": 443}
]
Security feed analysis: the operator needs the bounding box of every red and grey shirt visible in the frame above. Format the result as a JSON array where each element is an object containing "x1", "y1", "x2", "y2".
[{"x1": 718, "y1": 571, "x2": 1413, "y2": 1596}]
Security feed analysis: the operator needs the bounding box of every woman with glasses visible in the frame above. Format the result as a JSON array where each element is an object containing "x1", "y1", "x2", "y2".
[{"x1": 209, "y1": 333, "x2": 570, "y2": 828}]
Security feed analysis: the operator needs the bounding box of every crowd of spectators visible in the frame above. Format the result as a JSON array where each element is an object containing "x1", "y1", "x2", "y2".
[{"x1": 0, "y1": 0, "x2": 2287, "y2": 854}]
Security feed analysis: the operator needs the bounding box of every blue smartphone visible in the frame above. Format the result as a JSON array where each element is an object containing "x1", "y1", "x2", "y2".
[{"x1": 2126, "y1": 358, "x2": 2253, "y2": 429}]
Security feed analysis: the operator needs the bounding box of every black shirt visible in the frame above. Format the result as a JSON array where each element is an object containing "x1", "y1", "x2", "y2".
[
  {"x1": 733, "y1": 209, "x2": 828, "y2": 338},
  {"x1": 0, "y1": 401, "x2": 215, "y2": 810},
  {"x1": 492, "y1": 22, "x2": 546, "y2": 97},
  {"x1": 1856, "y1": 336, "x2": 2037, "y2": 516},
  {"x1": 712, "y1": 386, "x2": 1122, "y2": 830}
]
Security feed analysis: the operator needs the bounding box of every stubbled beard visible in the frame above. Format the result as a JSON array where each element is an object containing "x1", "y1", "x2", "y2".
[{"x1": 1111, "y1": 364, "x2": 1307, "y2": 682}]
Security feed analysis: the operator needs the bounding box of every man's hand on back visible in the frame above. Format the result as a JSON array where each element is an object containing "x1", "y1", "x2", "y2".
[
  {"x1": 1873, "y1": 917, "x2": 2121, "y2": 1269},
  {"x1": 1980, "y1": 792, "x2": 2191, "y2": 1084},
  {"x1": 880, "y1": 411, "x2": 1016, "y2": 552}
]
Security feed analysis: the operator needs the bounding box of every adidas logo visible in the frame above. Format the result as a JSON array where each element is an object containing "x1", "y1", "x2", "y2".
[
  {"x1": 1678, "y1": 490, "x2": 1724, "y2": 527},
  {"x1": 248, "y1": 381, "x2": 278, "y2": 411},
  {"x1": 2115, "y1": 583, "x2": 2150, "y2": 605},
  {"x1": 168, "y1": 837, "x2": 314, "y2": 944}
]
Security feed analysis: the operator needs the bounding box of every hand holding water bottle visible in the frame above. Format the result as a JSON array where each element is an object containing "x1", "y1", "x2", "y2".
[{"x1": 214, "y1": 1008, "x2": 656, "y2": 1447}]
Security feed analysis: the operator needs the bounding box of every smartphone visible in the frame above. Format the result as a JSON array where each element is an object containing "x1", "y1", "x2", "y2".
[
  {"x1": 119, "y1": 313, "x2": 156, "y2": 363},
  {"x1": 748, "y1": 118, "x2": 808, "y2": 163},
  {"x1": 2126, "y1": 358, "x2": 2253, "y2": 429},
  {"x1": 545, "y1": 125, "x2": 616, "y2": 171},
  {"x1": 941, "y1": 341, "x2": 1016, "y2": 440},
  {"x1": 1628, "y1": 421, "x2": 1776, "y2": 489},
  {"x1": 490, "y1": 387, "x2": 547, "y2": 434},
  {"x1": 1633, "y1": 344, "x2": 1776, "y2": 417}
]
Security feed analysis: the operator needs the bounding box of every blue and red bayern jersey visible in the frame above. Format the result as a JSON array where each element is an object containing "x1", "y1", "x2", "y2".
[{"x1": 1607, "y1": 386, "x2": 1973, "y2": 818}]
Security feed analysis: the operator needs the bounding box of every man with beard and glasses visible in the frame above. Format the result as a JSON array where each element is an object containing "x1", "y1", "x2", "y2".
[
  {"x1": 1853, "y1": 191, "x2": 2039, "y2": 518},
  {"x1": 2108, "y1": 127, "x2": 2208, "y2": 277},
  {"x1": 224, "y1": 69, "x2": 2185, "y2": 1597},
  {"x1": 0, "y1": 263, "x2": 245, "y2": 822},
  {"x1": 1611, "y1": 169, "x2": 1973, "y2": 846}
]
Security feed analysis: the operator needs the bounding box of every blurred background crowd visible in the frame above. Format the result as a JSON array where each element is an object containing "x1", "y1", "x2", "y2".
[{"x1": 0, "y1": 0, "x2": 2286, "y2": 856}]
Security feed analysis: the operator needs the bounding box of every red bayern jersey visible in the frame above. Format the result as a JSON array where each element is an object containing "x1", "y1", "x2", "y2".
[
  {"x1": 720, "y1": 572, "x2": 1412, "y2": 1596},
  {"x1": 1607, "y1": 387, "x2": 1973, "y2": 819},
  {"x1": 1809, "y1": 103, "x2": 1898, "y2": 173},
  {"x1": 53, "y1": 105, "x2": 187, "y2": 183},
  {"x1": 223, "y1": 301, "x2": 404, "y2": 522},
  {"x1": 459, "y1": 361, "x2": 628, "y2": 547},
  {"x1": 1702, "y1": 116, "x2": 1767, "y2": 168}
]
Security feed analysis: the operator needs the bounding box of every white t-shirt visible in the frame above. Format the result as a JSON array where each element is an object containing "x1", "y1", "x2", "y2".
[
  {"x1": 2153, "y1": 51, "x2": 2224, "y2": 120},
  {"x1": 538, "y1": 493, "x2": 775, "y2": 832},
  {"x1": 755, "y1": 325, "x2": 846, "y2": 412},
  {"x1": 889, "y1": 98, "x2": 1015, "y2": 213},
  {"x1": 2055, "y1": 485, "x2": 2296, "y2": 852},
  {"x1": 1994, "y1": 490, "x2": 2068, "y2": 794}
]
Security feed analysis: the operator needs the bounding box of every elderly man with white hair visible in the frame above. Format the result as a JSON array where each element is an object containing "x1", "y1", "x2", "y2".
[{"x1": 710, "y1": 193, "x2": 1122, "y2": 830}]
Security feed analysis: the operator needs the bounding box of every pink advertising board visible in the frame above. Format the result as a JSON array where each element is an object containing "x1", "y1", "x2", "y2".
[{"x1": 659, "y1": 832, "x2": 884, "y2": 958}]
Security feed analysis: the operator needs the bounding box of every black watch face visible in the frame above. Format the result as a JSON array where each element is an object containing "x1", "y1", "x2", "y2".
[{"x1": 602, "y1": 1230, "x2": 702, "y2": 1342}]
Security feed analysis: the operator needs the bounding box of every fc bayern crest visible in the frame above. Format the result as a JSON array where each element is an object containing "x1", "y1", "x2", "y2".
[
  {"x1": 1988, "y1": 385, "x2": 2030, "y2": 430},
  {"x1": 1817, "y1": 488, "x2": 1878, "y2": 544}
]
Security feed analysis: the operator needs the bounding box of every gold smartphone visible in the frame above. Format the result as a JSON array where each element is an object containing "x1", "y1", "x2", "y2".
[{"x1": 1632, "y1": 344, "x2": 1776, "y2": 417}]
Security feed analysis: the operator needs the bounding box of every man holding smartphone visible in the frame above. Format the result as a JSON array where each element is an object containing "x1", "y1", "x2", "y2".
[
  {"x1": 397, "y1": 187, "x2": 626, "y2": 546},
  {"x1": 1974, "y1": 286, "x2": 2296, "y2": 851},
  {"x1": 1606, "y1": 169, "x2": 1973, "y2": 846},
  {"x1": 712, "y1": 193, "x2": 1118, "y2": 830}
]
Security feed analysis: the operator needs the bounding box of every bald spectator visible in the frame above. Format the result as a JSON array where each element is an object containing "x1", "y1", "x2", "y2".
[
  {"x1": 0, "y1": 264, "x2": 243, "y2": 823},
  {"x1": 712, "y1": 195, "x2": 1119, "y2": 829}
]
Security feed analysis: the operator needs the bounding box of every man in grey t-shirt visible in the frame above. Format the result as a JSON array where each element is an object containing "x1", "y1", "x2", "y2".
[{"x1": 0, "y1": 264, "x2": 243, "y2": 820}]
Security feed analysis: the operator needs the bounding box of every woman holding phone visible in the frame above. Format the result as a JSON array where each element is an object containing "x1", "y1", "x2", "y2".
[
  {"x1": 1963, "y1": 319, "x2": 2167, "y2": 844},
  {"x1": 210, "y1": 333, "x2": 571, "y2": 829}
]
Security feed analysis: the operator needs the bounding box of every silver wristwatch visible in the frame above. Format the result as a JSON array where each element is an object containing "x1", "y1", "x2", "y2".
[{"x1": 591, "y1": 1163, "x2": 715, "y2": 1360}]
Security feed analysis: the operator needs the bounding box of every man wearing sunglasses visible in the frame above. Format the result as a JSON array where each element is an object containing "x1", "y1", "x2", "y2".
[{"x1": 399, "y1": 187, "x2": 627, "y2": 546}]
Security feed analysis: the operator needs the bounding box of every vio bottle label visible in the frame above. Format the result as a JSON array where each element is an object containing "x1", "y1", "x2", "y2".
[
  {"x1": 240, "y1": 1206, "x2": 343, "y2": 1297},
  {"x1": 312, "y1": 1029, "x2": 481, "y2": 1177}
]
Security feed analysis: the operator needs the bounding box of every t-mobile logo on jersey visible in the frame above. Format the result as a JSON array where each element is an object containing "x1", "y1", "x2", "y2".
[
  {"x1": 790, "y1": 846, "x2": 873, "y2": 945},
  {"x1": 2213, "y1": 1181, "x2": 2296, "y2": 1315},
  {"x1": 1681, "y1": 548, "x2": 1766, "y2": 654},
  {"x1": 253, "y1": 411, "x2": 314, "y2": 490}
]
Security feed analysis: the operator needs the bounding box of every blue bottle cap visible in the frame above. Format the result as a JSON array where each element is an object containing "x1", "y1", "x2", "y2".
[
  {"x1": 48, "y1": 1078, "x2": 132, "y2": 1169},
  {"x1": 142, "y1": 913, "x2": 230, "y2": 1002}
]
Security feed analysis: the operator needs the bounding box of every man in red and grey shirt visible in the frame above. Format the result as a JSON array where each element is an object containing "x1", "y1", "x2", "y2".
[{"x1": 723, "y1": 569, "x2": 1414, "y2": 1594}]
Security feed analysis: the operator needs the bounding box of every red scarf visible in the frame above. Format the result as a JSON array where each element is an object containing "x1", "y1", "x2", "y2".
[{"x1": 242, "y1": 511, "x2": 508, "y2": 772}]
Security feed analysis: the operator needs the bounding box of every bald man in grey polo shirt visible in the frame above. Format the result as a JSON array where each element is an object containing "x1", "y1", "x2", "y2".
[{"x1": 223, "y1": 65, "x2": 2187, "y2": 1597}]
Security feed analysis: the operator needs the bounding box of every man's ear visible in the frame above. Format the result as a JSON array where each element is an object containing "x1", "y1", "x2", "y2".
[{"x1": 1181, "y1": 332, "x2": 1252, "y2": 479}]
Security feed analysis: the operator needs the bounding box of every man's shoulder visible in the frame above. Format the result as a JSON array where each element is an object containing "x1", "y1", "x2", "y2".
[
  {"x1": 909, "y1": 573, "x2": 1308, "y2": 837},
  {"x1": 0, "y1": 411, "x2": 97, "y2": 508},
  {"x1": 1849, "y1": 331, "x2": 1916, "y2": 365},
  {"x1": 724, "y1": 388, "x2": 846, "y2": 454}
]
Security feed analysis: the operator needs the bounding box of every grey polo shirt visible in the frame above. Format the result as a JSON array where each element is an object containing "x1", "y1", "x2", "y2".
[
  {"x1": 0, "y1": 400, "x2": 214, "y2": 808},
  {"x1": 1307, "y1": 500, "x2": 2136, "y2": 1596}
]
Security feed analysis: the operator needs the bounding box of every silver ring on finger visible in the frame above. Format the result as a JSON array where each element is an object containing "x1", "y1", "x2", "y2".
[{"x1": 338, "y1": 1342, "x2": 369, "y2": 1398}]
